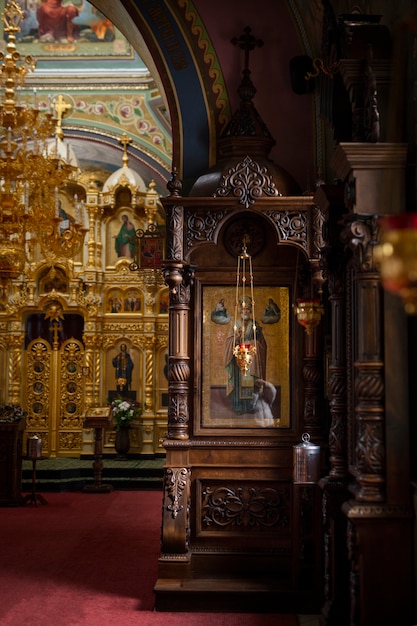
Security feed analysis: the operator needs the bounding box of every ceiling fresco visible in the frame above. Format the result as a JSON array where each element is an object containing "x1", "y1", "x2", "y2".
[
  {"x1": 0, "y1": 0, "x2": 172, "y2": 191},
  {"x1": 10, "y1": 0, "x2": 137, "y2": 61}
]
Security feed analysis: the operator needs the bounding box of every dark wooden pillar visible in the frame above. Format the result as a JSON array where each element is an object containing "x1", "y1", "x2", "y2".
[
  {"x1": 159, "y1": 171, "x2": 192, "y2": 566},
  {"x1": 302, "y1": 328, "x2": 325, "y2": 439},
  {"x1": 315, "y1": 184, "x2": 350, "y2": 626},
  {"x1": 342, "y1": 214, "x2": 413, "y2": 626}
]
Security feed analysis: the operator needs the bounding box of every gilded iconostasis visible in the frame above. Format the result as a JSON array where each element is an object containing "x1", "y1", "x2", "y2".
[{"x1": 0, "y1": 0, "x2": 172, "y2": 458}]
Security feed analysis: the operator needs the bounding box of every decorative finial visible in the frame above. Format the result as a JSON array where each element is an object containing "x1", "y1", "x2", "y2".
[
  {"x1": 167, "y1": 167, "x2": 182, "y2": 197},
  {"x1": 119, "y1": 133, "x2": 132, "y2": 168}
]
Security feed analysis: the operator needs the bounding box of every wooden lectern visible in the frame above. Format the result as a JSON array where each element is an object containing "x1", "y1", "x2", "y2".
[{"x1": 82, "y1": 407, "x2": 113, "y2": 493}]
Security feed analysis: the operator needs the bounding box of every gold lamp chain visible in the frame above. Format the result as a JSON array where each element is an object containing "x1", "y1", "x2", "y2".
[{"x1": 249, "y1": 252, "x2": 256, "y2": 355}]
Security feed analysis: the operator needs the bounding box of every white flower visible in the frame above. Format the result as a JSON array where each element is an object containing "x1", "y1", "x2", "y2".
[{"x1": 110, "y1": 397, "x2": 141, "y2": 430}]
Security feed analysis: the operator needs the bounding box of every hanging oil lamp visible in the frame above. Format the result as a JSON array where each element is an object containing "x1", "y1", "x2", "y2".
[
  {"x1": 295, "y1": 297, "x2": 324, "y2": 335},
  {"x1": 233, "y1": 241, "x2": 257, "y2": 376}
]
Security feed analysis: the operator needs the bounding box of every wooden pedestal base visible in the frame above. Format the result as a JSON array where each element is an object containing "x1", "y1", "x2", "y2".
[{"x1": 82, "y1": 408, "x2": 113, "y2": 494}]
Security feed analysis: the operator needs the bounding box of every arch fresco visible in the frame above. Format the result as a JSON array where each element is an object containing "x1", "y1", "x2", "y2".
[
  {"x1": 92, "y1": 0, "x2": 230, "y2": 181},
  {"x1": 91, "y1": 0, "x2": 321, "y2": 186}
]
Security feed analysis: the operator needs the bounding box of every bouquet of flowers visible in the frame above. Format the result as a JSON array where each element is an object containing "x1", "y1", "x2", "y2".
[{"x1": 110, "y1": 397, "x2": 142, "y2": 431}]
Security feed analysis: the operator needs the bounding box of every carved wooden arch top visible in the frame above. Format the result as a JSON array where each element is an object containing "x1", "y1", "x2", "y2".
[{"x1": 181, "y1": 202, "x2": 319, "y2": 261}]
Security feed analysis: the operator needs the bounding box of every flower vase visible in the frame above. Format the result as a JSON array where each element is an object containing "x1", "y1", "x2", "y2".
[{"x1": 115, "y1": 425, "x2": 130, "y2": 459}]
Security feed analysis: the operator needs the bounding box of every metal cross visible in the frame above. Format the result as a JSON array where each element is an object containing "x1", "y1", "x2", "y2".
[
  {"x1": 53, "y1": 94, "x2": 72, "y2": 140},
  {"x1": 231, "y1": 26, "x2": 263, "y2": 72}
]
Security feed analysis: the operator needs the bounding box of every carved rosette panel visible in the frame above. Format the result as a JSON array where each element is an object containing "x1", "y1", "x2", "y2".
[
  {"x1": 185, "y1": 209, "x2": 229, "y2": 255},
  {"x1": 201, "y1": 483, "x2": 290, "y2": 532},
  {"x1": 265, "y1": 209, "x2": 308, "y2": 253},
  {"x1": 215, "y1": 155, "x2": 281, "y2": 208}
]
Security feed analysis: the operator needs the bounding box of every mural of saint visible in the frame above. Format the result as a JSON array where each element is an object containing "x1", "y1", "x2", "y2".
[
  {"x1": 211, "y1": 298, "x2": 231, "y2": 325},
  {"x1": 114, "y1": 214, "x2": 135, "y2": 259},
  {"x1": 112, "y1": 343, "x2": 134, "y2": 393},
  {"x1": 36, "y1": 0, "x2": 81, "y2": 43},
  {"x1": 260, "y1": 298, "x2": 281, "y2": 324}
]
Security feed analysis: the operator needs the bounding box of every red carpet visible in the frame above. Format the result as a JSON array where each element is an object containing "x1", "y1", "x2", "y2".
[{"x1": 0, "y1": 491, "x2": 298, "y2": 626}]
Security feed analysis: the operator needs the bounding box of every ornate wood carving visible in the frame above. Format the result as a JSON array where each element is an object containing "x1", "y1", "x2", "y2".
[
  {"x1": 363, "y1": 45, "x2": 380, "y2": 143},
  {"x1": 325, "y1": 232, "x2": 349, "y2": 477},
  {"x1": 165, "y1": 169, "x2": 185, "y2": 260},
  {"x1": 161, "y1": 465, "x2": 191, "y2": 555},
  {"x1": 201, "y1": 483, "x2": 290, "y2": 530},
  {"x1": 215, "y1": 155, "x2": 282, "y2": 208},
  {"x1": 342, "y1": 214, "x2": 385, "y2": 502},
  {"x1": 315, "y1": 184, "x2": 351, "y2": 626},
  {"x1": 265, "y1": 209, "x2": 308, "y2": 252},
  {"x1": 163, "y1": 262, "x2": 194, "y2": 440},
  {"x1": 158, "y1": 171, "x2": 324, "y2": 609},
  {"x1": 166, "y1": 467, "x2": 189, "y2": 519},
  {"x1": 165, "y1": 204, "x2": 184, "y2": 261},
  {"x1": 347, "y1": 519, "x2": 360, "y2": 626},
  {"x1": 185, "y1": 209, "x2": 229, "y2": 253},
  {"x1": 302, "y1": 332, "x2": 324, "y2": 438}
]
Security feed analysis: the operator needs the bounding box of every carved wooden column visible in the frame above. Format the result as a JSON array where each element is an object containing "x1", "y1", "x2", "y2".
[
  {"x1": 343, "y1": 215, "x2": 385, "y2": 502},
  {"x1": 163, "y1": 262, "x2": 192, "y2": 442},
  {"x1": 302, "y1": 328, "x2": 324, "y2": 439},
  {"x1": 342, "y1": 214, "x2": 412, "y2": 626},
  {"x1": 159, "y1": 171, "x2": 192, "y2": 562},
  {"x1": 316, "y1": 184, "x2": 350, "y2": 626}
]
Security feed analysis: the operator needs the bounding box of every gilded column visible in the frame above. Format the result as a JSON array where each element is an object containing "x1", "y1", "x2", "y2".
[
  {"x1": 86, "y1": 178, "x2": 99, "y2": 269},
  {"x1": 86, "y1": 205, "x2": 97, "y2": 268},
  {"x1": 144, "y1": 337, "x2": 155, "y2": 414},
  {"x1": 95, "y1": 206, "x2": 104, "y2": 269},
  {"x1": 7, "y1": 333, "x2": 24, "y2": 404},
  {"x1": 83, "y1": 335, "x2": 95, "y2": 409}
]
